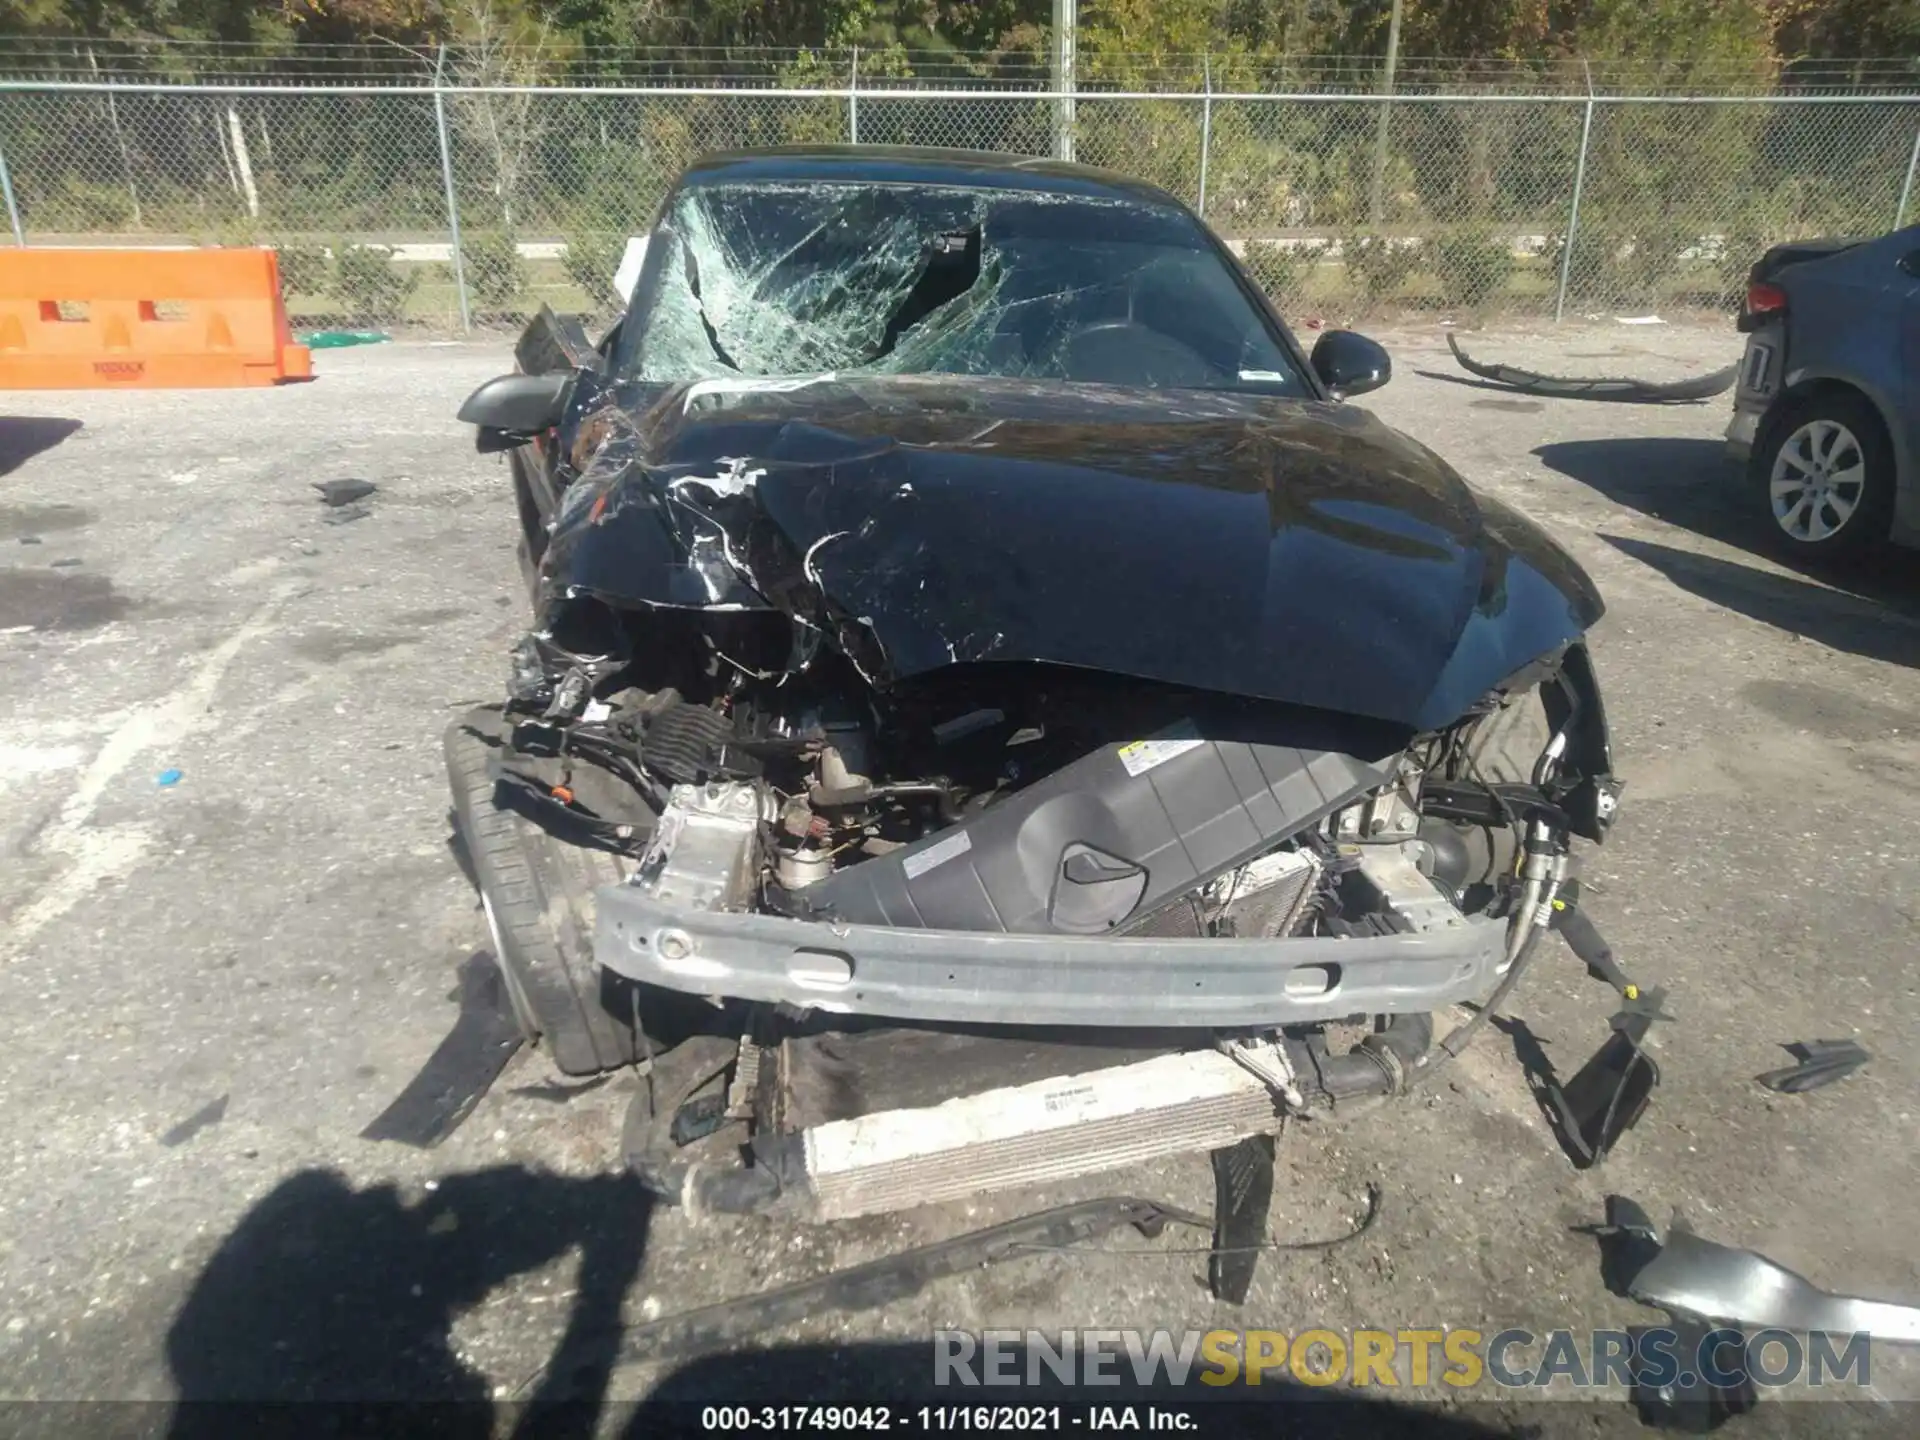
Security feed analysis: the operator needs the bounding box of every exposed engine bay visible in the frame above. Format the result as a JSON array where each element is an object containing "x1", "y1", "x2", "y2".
[
  {"x1": 486, "y1": 616, "x2": 1627, "y2": 1222},
  {"x1": 504, "y1": 658, "x2": 1544, "y2": 958}
]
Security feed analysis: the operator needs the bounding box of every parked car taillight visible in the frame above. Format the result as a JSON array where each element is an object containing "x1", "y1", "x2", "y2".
[{"x1": 1744, "y1": 281, "x2": 1788, "y2": 318}]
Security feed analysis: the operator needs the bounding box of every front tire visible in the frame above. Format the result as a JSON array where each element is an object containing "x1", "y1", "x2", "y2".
[
  {"x1": 445, "y1": 705, "x2": 643, "y2": 1075},
  {"x1": 1752, "y1": 393, "x2": 1895, "y2": 559}
]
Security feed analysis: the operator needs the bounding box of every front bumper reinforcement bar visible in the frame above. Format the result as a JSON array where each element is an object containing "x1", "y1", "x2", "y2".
[{"x1": 595, "y1": 885, "x2": 1507, "y2": 1028}]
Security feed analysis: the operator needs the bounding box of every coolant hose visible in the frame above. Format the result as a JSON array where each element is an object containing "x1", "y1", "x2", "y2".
[{"x1": 1310, "y1": 1012, "x2": 1433, "y2": 1101}]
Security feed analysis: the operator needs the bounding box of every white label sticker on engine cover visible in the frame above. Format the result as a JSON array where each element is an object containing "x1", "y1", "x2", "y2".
[
  {"x1": 1117, "y1": 720, "x2": 1204, "y2": 777},
  {"x1": 902, "y1": 828, "x2": 973, "y2": 881}
]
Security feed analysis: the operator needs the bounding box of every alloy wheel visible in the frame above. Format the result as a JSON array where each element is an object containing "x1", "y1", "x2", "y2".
[{"x1": 1769, "y1": 418, "x2": 1865, "y2": 543}]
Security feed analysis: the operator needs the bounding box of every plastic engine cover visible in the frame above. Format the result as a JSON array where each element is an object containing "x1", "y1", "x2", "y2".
[{"x1": 802, "y1": 731, "x2": 1390, "y2": 935}]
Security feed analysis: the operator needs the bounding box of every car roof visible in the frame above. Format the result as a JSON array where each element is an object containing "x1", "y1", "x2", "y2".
[{"x1": 674, "y1": 145, "x2": 1188, "y2": 209}]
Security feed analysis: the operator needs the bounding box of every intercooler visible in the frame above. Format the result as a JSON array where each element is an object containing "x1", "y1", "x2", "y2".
[{"x1": 754, "y1": 1031, "x2": 1289, "y2": 1221}]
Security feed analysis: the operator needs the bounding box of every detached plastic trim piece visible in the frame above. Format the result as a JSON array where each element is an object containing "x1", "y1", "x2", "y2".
[
  {"x1": 1446, "y1": 333, "x2": 1737, "y2": 403},
  {"x1": 1754, "y1": 1038, "x2": 1869, "y2": 1094},
  {"x1": 594, "y1": 885, "x2": 1505, "y2": 1028}
]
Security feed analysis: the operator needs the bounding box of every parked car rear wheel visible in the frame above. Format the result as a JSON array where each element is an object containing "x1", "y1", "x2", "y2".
[{"x1": 1753, "y1": 393, "x2": 1895, "y2": 558}]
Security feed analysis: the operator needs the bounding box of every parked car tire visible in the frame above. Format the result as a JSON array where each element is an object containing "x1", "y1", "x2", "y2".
[
  {"x1": 445, "y1": 704, "x2": 645, "y2": 1075},
  {"x1": 1751, "y1": 392, "x2": 1895, "y2": 558}
]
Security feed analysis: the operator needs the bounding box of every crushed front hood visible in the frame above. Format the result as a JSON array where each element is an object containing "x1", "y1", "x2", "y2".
[{"x1": 547, "y1": 374, "x2": 1603, "y2": 731}]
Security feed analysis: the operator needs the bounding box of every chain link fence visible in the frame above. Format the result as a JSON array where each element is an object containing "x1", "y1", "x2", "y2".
[{"x1": 2, "y1": 51, "x2": 1916, "y2": 333}]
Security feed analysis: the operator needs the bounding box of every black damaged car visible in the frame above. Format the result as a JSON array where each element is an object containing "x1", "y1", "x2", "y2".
[{"x1": 449, "y1": 147, "x2": 1644, "y2": 1235}]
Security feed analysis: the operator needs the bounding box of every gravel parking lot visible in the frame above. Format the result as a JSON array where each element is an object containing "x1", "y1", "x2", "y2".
[{"x1": 3, "y1": 324, "x2": 1917, "y2": 1433}]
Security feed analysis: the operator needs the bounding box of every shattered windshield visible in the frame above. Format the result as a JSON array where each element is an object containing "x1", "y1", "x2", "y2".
[{"x1": 617, "y1": 181, "x2": 1309, "y2": 395}]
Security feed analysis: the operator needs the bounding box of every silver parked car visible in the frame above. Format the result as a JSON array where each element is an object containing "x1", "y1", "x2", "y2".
[{"x1": 1725, "y1": 224, "x2": 1920, "y2": 557}]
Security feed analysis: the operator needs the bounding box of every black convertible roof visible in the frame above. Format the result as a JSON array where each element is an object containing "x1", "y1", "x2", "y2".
[{"x1": 674, "y1": 145, "x2": 1186, "y2": 208}]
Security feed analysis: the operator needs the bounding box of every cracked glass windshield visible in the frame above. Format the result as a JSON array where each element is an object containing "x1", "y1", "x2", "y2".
[{"x1": 619, "y1": 181, "x2": 1309, "y2": 394}]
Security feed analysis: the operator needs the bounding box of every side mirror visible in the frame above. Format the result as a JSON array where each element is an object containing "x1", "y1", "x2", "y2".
[
  {"x1": 457, "y1": 371, "x2": 570, "y2": 453},
  {"x1": 1310, "y1": 330, "x2": 1392, "y2": 398}
]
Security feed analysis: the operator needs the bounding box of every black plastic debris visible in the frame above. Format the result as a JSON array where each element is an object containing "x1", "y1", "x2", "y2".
[
  {"x1": 1755, "y1": 1038, "x2": 1869, "y2": 1094},
  {"x1": 1551, "y1": 879, "x2": 1633, "y2": 991},
  {"x1": 50, "y1": 557, "x2": 81, "y2": 568},
  {"x1": 668, "y1": 1092, "x2": 730, "y2": 1147},
  {"x1": 508, "y1": 1073, "x2": 615, "y2": 1104},
  {"x1": 1541, "y1": 992, "x2": 1666, "y2": 1169},
  {"x1": 1581, "y1": 1193, "x2": 1663, "y2": 1295},
  {"x1": 361, "y1": 951, "x2": 524, "y2": 1148},
  {"x1": 1628, "y1": 1316, "x2": 1760, "y2": 1433},
  {"x1": 18, "y1": 535, "x2": 41, "y2": 545},
  {"x1": 160, "y1": 1093, "x2": 230, "y2": 1148},
  {"x1": 314, "y1": 478, "x2": 377, "y2": 507},
  {"x1": 1207, "y1": 1133, "x2": 1277, "y2": 1304},
  {"x1": 1520, "y1": 887, "x2": 1670, "y2": 1168},
  {"x1": 1446, "y1": 333, "x2": 1737, "y2": 403}
]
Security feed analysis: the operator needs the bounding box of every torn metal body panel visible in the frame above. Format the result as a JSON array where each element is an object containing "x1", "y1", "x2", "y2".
[
  {"x1": 545, "y1": 371, "x2": 1604, "y2": 732},
  {"x1": 1446, "y1": 333, "x2": 1737, "y2": 403},
  {"x1": 1614, "y1": 1200, "x2": 1920, "y2": 1345},
  {"x1": 453, "y1": 147, "x2": 1638, "y2": 1229}
]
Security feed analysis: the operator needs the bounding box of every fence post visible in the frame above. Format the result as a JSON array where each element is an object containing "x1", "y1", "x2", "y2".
[
  {"x1": 87, "y1": 45, "x2": 143, "y2": 229},
  {"x1": 1554, "y1": 68, "x2": 1597, "y2": 324},
  {"x1": 1368, "y1": 0, "x2": 1403, "y2": 224},
  {"x1": 1197, "y1": 56, "x2": 1213, "y2": 217},
  {"x1": 432, "y1": 47, "x2": 472, "y2": 334},
  {"x1": 1052, "y1": 0, "x2": 1076, "y2": 163},
  {"x1": 0, "y1": 139, "x2": 22, "y2": 246},
  {"x1": 1897, "y1": 117, "x2": 1920, "y2": 230},
  {"x1": 849, "y1": 46, "x2": 860, "y2": 145}
]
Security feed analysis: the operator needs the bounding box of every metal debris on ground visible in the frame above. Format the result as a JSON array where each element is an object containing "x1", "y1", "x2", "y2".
[
  {"x1": 1590, "y1": 1195, "x2": 1920, "y2": 1343},
  {"x1": 1754, "y1": 1038, "x2": 1870, "y2": 1094},
  {"x1": 1445, "y1": 333, "x2": 1737, "y2": 403}
]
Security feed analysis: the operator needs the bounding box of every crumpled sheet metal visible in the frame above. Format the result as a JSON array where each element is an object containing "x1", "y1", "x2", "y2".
[
  {"x1": 535, "y1": 369, "x2": 1606, "y2": 732},
  {"x1": 1446, "y1": 333, "x2": 1737, "y2": 403},
  {"x1": 1624, "y1": 1206, "x2": 1920, "y2": 1343}
]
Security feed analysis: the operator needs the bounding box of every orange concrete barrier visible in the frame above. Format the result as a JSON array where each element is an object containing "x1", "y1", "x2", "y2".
[{"x1": 0, "y1": 248, "x2": 313, "y2": 389}]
